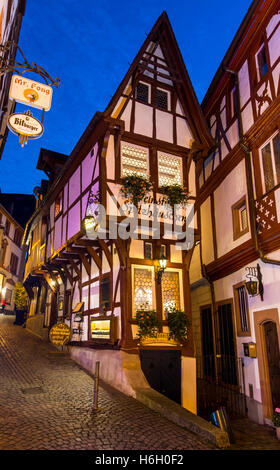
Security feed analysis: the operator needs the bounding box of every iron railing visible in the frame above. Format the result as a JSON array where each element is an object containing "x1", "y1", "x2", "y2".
[{"x1": 196, "y1": 354, "x2": 248, "y2": 419}]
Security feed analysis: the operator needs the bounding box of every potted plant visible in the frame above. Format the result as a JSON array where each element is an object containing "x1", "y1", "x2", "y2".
[
  {"x1": 136, "y1": 306, "x2": 162, "y2": 340},
  {"x1": 120, "y1": 174, "x2": 152, "y2": 206},
  {"x1": 166, "y1": 307, "x2": 191, "y2": 344},
  {"x1": 272, "y1": 408, "x2": 280, "y2": 439},
  {"x1": 14, "y1": 281, "x2": 28, "y2": 326},
  {"x1": 159, "y1": 184, "x2": 189, "y2": 206}
]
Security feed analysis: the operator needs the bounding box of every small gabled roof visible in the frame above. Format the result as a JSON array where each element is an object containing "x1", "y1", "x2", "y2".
[{"x1": 104, "y1": 11, "x2": 214, "y2": 153}]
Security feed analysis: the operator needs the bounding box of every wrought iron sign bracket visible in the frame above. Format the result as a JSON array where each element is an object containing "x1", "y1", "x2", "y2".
[{"x1": 0, "y1": 41, "x2": 61, "y2": 87}]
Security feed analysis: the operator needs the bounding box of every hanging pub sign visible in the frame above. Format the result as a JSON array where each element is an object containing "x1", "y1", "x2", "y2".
[
  {"x1": 7, "y1": 110, "x2": 44, "y2": 147},
  {"x1": 49, "y1": 322, "x2": 71, "y2": 347},
  {"x1": 9, "y1": 74, "x2": 53, "y2": 111}
]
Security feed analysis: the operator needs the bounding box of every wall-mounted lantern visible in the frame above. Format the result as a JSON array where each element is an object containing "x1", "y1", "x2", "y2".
[
  {"x1": 245, "y1": 263, "x2": 264, "y2": 301},
  {"x1": 155, "y1": 254, "x2": 167, "y2": 284}
]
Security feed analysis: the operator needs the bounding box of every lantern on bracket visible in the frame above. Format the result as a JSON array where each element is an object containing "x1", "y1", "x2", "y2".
[
  {"x1": 245, "y1": 263, "x2": 264, "y2": 301},
  {"x1": 155, "y1": 254, "x2": 167, "y2": 284}
]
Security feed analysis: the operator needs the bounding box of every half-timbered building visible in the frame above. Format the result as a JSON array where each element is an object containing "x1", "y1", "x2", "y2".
[
  {"x1": 23, "y1": 13, "x2": 213, "y2": 413},
  {"x1": 191, "y1": 0, "x2": 280, "y2": 425}
]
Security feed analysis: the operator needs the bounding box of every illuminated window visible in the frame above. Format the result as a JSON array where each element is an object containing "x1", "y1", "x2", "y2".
[
  {"x1": 121, "y1": 142, "x2": 149, "y2": 178},
  {"x1": 133, "y1": 267, "x2": 154, "y2": 316},
  {"x1": 232, "y1": 197, "x2": 249, "y2": 240},
  {"x1": 158, "y1": 152, "x2": 182, "y2": 187},
  {"x1": 55, "y1": 192, "x2": 62, "y2": 218},
  {"x1": 260, "y1": 132, "x2": 280, "y2": 193},
  {"x1": 161, "y1": 271, "x2": 180, "y2": 314}
]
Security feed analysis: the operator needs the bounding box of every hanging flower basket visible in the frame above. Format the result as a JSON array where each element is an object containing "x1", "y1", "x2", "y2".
[
  {"x1": 159, "y1": 184, "x2": 189, "y2": 206},
  {"x1": 120, "y1": 174, "x2": 152, "y2": 206}
]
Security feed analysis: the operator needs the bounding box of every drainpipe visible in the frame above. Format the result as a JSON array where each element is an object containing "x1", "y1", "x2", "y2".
[{"x1": 225, "y1": 67, "x2": 280, "y2": 268}]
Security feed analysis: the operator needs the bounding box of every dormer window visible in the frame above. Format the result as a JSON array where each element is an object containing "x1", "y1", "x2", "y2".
[
  {"x1": 136, "y1": 82, "x2": 149, "y2": 104},
  {"x1": 256, "y1": 43, "x2": 268, "y2": 81}
]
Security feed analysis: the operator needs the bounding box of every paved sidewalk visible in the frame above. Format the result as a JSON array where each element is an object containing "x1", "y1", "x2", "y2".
[{"x1": 0, "y1": 315, "x2": 215, "y2": 450}]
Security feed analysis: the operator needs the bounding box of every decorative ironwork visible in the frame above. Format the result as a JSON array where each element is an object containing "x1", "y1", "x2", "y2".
[{"x1": 0, "y1": 41, "x2": 60, "y2": 87}]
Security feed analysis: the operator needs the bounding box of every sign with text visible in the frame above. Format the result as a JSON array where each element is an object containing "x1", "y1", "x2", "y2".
[
  {"x1": 9, "y1": 75, "x2": 53, "y2": 111},
  {"x1": 49, "y1": 322, "x2": 71, "y2": 346},
  {"x1": 8, "y1": 112, "x2": 44, "y2": 138}
]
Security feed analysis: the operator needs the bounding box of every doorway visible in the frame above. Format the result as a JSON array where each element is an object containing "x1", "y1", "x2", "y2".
[
  {"x1": 140, "y1": 350, "x2": 181, "y2": 404},
  {"x1": 264, "y1": 321, "x2": 280, "y2": 410}
]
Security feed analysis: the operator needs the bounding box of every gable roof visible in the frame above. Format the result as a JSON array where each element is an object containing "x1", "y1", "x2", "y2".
[{"x1": 104, "y1": 11, "x2": 214, "y2": 153}]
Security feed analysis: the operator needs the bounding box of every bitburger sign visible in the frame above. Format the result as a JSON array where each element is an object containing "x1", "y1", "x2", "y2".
[{"x1": 8, "y1": 112, "x2": 44, "y2": 138}]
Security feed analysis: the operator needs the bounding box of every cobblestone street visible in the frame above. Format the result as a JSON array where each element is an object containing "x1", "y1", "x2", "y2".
[
  {"x1": 0, "y1": 314, "x2": 216, "y2": 451},
  {"x1": 1, "y1": 314, "x2": 280, "y2": 452}
]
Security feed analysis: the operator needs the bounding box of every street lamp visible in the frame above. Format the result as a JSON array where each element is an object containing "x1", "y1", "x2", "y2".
[{"x1": 155, "y1": 254, "x2": 167, "y2": 284}]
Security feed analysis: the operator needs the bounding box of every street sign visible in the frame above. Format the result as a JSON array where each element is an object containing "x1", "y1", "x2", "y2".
[
  {"x1": 8, "y1": 112, "x2": 44, "y2": 138},
  {"x1": 49, "y1": 322, "x2": 71, "y2": 347},
  {"x1": 9, "y1": 74, "x2": 53, "y2": 111}
]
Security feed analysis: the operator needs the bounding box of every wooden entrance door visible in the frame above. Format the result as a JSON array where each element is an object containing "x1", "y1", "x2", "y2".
[
  {"x1": 140, "y1": 350, "x2": 181, "y2": 404},
  {"x1": 264, "y1": 321, "x2": 280, "y2": 410}
]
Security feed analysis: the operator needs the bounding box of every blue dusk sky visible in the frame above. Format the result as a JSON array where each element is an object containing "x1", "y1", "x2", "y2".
[{"x1": 0, "y1": 0, "x2": 253, "y2": 195}]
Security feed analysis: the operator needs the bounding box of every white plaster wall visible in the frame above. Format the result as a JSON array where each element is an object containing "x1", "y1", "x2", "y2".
[
  {"x1": 156, "y1": 110, "x2": 173, "y2": 143},
  {"x1": 214, "y1": 160, "x2": 251, "y2": 258},
  {"x1": 189, "y1": 244, "x2": 201, "y2": 285},
  {"x1": 200, "y1": 197, "x2": 214, "y2": 265},
  {"x1": 238, "y1": 60, "x2": 251, "y2": 108},
  {"x1": 181, "y1": 356, "x2": 197, "y2": 414},
  {"x1": 134, "y1": 102, "x2": 153, "y2": 137},
  {"x1": 176, "y1": 117, "x2": 193, "y2": 148},
  {"x1": 268, "y1": 20, "x2": 280, "y2": 66}
]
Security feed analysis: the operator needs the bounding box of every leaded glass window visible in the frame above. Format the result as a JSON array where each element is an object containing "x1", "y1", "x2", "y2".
[
  {"x1": 158, "y1": 152, "x2": 182, "y2": 187},
  {"x1": 136, "y1": 82, "x2": 149, "y2": 104},
  {"x1": 161, "y1": 271, "x2": 180, "y2": 314},
  {"x1": 133, "y1": 267, "x2": 153, "y2": 315},
  {"x1": 121, "y1": 142, "x2": 149, "y2": 178},
  {"x1": 156, "y1": 89, "x2": 168, "y2": 110}
]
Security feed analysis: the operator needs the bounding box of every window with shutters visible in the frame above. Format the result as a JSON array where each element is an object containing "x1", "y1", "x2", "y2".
[{"x1": 121, "y1": 142, "x2": 149, "y2": 178}]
